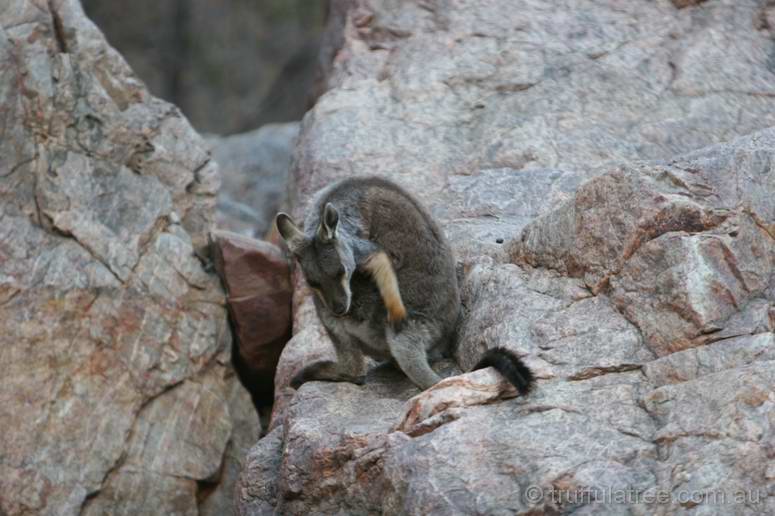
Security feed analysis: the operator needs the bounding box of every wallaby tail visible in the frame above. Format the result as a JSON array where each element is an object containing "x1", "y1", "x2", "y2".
[{"x1": 472, "y1": 347, "x2": 534, "y2": 396}]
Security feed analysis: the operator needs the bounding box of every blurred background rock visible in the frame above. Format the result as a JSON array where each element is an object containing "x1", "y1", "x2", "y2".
[
  {"x1": 82, "y1": 0, "x2": 327, "y2": 135},
  {"x1": 82, "y1": 0, "x2": 328, "y2": 237}
]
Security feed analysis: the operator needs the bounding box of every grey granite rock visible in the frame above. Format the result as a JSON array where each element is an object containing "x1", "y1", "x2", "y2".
[
  {"x1": 516, "y1": 131, "x2": 775, "y2": 356},
  {"x1": 0, "y1": 1, "x2": 257, "y2": 514},
  {"x1": 235, "y1": 425, "x2": 285, "y2": 516},
  {"x1": 208, "y1": 123, "x2": 299, "y2": 238},
  {"x1": 239, "y1": 0, "x2": 775, "y2": 515}
]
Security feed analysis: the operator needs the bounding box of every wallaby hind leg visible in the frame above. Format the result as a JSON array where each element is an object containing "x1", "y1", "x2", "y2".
[
  {"x1": 290, "y1": 335, "x2": 366, "y2": 389},
  {"x1": 387, "y1": 323, "x2": 442, "y2": 390}
]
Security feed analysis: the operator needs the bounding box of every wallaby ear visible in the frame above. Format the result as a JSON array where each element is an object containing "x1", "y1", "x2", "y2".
[
  {"x1": 276, "y1": 212, "x2": 305, "y2": 253},
  {"x1": 318, "y1": 202, "x2": 339, "y2": 242}
]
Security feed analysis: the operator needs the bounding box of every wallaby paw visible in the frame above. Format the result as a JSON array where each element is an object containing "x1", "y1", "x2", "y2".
[
  {"x1": 290, "y1": 361, "x2": 366, "y2": 389},
  {"x1": 388, "y1": 314, "x2": 407, "y2": 333},
  {"x1": 289, "y1": 360, "x2": 335, "y2": 389},
  {"x1": 289, "y1": 371, "x2": 308, "y2": 390},
  {"x1": 387, "y1": 302, "x2": 407, "y2": 332},
  {"x1": 393, "y1": 368, "x2": 517, "y2": 436}
]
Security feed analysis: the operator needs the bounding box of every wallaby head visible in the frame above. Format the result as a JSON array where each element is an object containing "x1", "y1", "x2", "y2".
[{"x1": 276, "y1": 203, "x2": 356, "y2": 317}]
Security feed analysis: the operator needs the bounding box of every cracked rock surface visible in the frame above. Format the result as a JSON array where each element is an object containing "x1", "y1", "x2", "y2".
[
  {"x1": 238, "y1": 1, "x2": 775, "y2": 515},
  {"x1": 0, "y1": 1, "x2": 257, "y2": 515}
]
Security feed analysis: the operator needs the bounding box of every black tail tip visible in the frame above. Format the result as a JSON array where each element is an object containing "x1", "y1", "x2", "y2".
[{"x1": 473, "y1": 347, "x2": 535, "y2": 396}]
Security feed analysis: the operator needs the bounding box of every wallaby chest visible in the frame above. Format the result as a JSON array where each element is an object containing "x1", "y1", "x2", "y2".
[{"x1": 326, "y1": 315, "x2": 391, "y2": 360}]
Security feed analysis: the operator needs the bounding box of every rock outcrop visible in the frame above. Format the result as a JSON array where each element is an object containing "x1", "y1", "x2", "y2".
[
  {"x1": 238, "y1": 1, "x2": 775, "y2": 515},
  {"x1": 0, "y1": 1, "x2": 257, "y2": 514}
]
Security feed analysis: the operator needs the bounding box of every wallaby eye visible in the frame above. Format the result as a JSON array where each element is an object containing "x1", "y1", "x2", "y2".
[
  {"x1": 307, "y1": 279, "x2": 321, "y2": 289},
  {"x1": 337, "y1": 268, "x2": 345, "y2": 279}
]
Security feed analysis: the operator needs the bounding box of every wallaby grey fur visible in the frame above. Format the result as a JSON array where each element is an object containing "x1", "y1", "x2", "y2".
[{"x1": 276, "y1": 176, "x2": 534, "y2": 394}]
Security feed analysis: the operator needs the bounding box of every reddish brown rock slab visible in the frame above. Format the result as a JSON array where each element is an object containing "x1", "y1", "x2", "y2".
[{"x1": 211, "y1": 230, "x2": 293, "y2": 403}]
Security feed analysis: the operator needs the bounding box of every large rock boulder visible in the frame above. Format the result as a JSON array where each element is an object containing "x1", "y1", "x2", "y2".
[
  {"x1": 0, "y1": 1, "x2": 257, "y2": 515},
  {"x1": 238, "y1": 0, "x2": 775, "y2": 514}
]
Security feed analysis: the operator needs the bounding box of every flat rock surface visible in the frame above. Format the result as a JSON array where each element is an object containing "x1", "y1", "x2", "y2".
[
  {"x1": 239, "y1": 1, "x2": 775, "y2": 515},
  {"x1": 0, "y1": 1, "x2": 257, "y2": 514}
]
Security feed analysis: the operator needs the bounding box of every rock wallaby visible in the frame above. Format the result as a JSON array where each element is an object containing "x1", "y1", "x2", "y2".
[{"x1": 276, "y1": 176, "x2": 534, "y2": 394}]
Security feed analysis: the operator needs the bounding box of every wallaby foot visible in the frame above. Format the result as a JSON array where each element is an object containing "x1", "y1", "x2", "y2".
[
  {"x1": 290, "y1": 360, "x2": 366, "y2": 389},
  {"x1": 387, "y1": 323, "x2": 442, "y2": 390}
]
